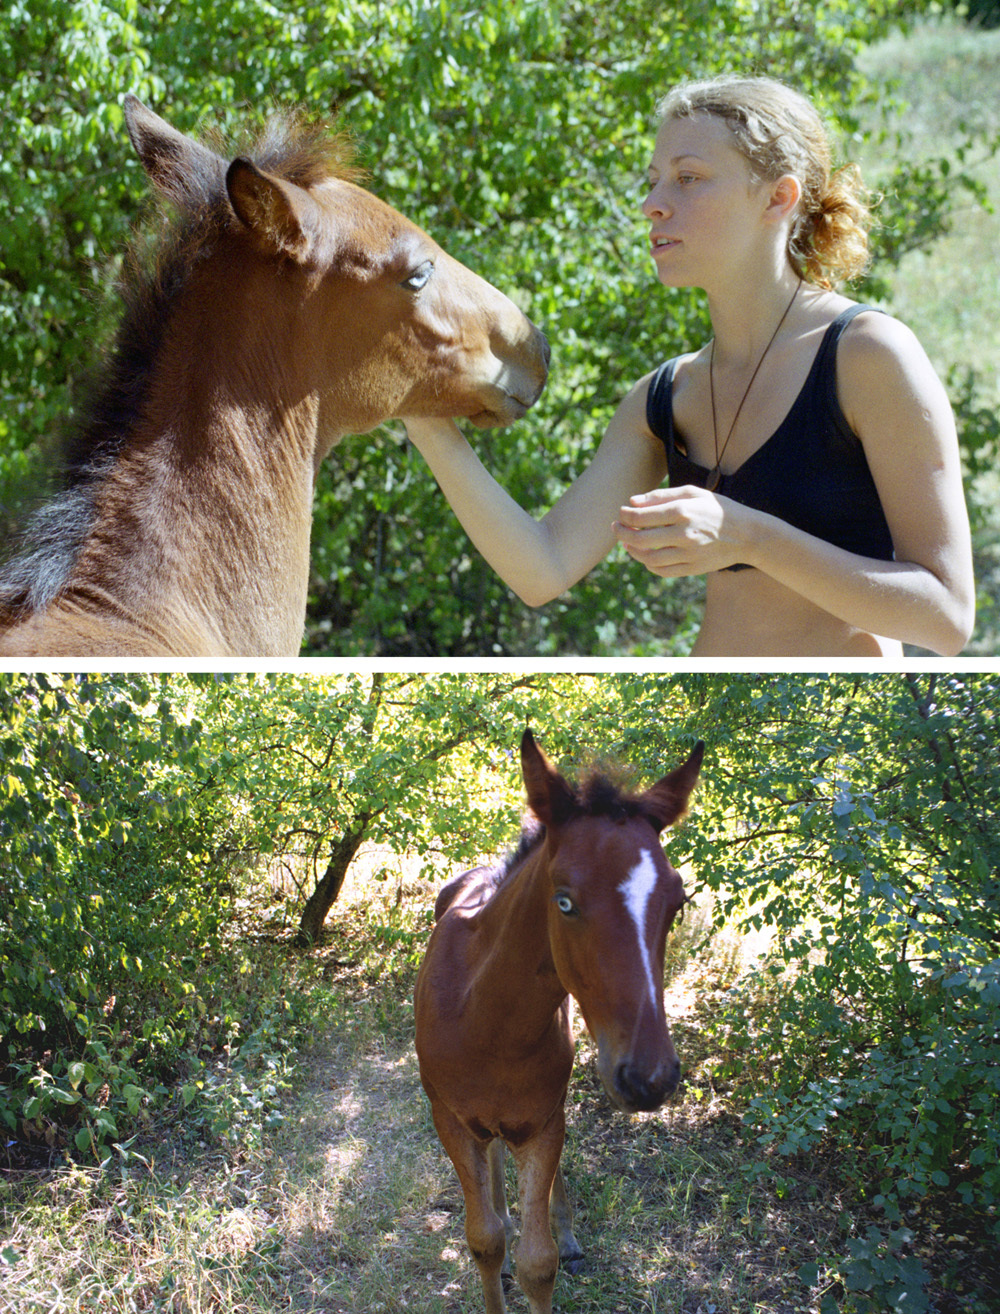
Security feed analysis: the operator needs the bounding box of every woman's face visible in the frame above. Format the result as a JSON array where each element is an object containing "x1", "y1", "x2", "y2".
[{"x1": 643, "y1": 112, "x2": 772, "y2": 290}]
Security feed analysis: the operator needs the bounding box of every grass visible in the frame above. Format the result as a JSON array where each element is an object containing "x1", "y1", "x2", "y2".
[{"x1": 0, "y1": 925, "x2": 821, "y2": 1314}]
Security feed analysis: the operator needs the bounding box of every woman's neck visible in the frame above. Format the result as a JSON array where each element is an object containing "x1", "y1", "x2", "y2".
[{"x1": 705, "y1": 267, "x2": 806, "y2": 368}]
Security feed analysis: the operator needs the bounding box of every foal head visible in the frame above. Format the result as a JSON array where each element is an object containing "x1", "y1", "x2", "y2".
[
  {"x1": 520, "y1": 729, "x2": 703, "y2": 1114},
  {"x1": 122, "y1": 97, "x2": 549, "y2": 455}
]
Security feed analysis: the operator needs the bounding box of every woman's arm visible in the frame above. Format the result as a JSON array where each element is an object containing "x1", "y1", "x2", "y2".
[
  {"x1": 403, "y1": 377, "x2": 667, "y2": 607},
  {"x1": 615, "y1": 314, "x2": 975, "y2": 655}
]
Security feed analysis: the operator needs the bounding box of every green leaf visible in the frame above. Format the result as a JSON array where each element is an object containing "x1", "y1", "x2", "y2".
[
  {"x1": 48, "y1": 1087, "x2": 81, "y2": 1106},
  {"x1": 798, "y1": 1261, "x2": 820, "y2": 1287}
]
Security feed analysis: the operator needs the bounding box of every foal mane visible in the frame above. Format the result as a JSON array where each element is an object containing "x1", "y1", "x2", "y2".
[
  {"x1": 0, "y1": 111, "x2": 359, "y2": 619},
  {"x1": 494, "y1": 769, "x2": 659, "y2": 888}
]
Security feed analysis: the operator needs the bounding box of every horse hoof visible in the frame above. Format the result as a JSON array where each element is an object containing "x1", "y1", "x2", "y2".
[{"x1": 561, "y1": 1254, "x2": 585, "y2": 1277}]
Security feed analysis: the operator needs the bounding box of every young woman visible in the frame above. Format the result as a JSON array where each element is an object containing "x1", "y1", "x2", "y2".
[{"x1": 403, "y1": 76, "x2": 975, "y2": 657}]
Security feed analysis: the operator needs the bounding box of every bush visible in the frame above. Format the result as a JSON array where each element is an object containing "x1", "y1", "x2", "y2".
[
  {"x1": 6, "y1": 1, "x2": 997, "y2": 653},
  {"x1": 0, "y1": 675, "x2": 254, "y2": 1159},
  {"x1": 667, "y1": 673, "x2": 1000, "y2": 1308}
]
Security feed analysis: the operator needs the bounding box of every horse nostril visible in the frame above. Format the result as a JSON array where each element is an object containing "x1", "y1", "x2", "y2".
[
  {"x1": 614, "y1": 1059, "x2": 681, "y2": 1111},
  {"x1": 664, "y1": 1056, "x2": 682, "y2": 1095}
]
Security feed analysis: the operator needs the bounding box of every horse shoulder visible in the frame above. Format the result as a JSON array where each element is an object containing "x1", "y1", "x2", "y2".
[{"x1": 433, "y1": 866, "x2": 495, "y2": 922}]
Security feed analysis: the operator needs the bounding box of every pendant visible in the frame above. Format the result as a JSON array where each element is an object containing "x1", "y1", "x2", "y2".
[{"x1": 707, "y1": 468, "x2": 721, "y2": 492}]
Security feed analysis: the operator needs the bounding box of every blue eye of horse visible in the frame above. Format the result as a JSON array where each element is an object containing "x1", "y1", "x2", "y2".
[
  {"x1": 402, "y1": 261, "x2": 434, "y2": 292},
  {"x1": 554, "y1": 893, "x2": 576, "y2": 916}
]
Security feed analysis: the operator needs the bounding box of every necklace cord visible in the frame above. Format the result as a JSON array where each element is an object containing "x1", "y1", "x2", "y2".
[{"x1": 707, "y1": 279, "x2": 802, "y2": 492}]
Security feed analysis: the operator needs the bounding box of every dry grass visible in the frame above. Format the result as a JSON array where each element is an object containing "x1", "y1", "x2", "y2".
[{"x1": 858, "y1": 19, "x2": 1000, "y2": 388}]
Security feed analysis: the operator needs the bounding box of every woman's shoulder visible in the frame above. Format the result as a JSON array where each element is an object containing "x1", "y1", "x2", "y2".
[
  {"x1": 632, "y1": 349, "x2": 703, "y2": 408},
  {"x1": 836, "y1": 303, "x2": 939, "y2": 388},
  {"x1": 636, "y1": 346, "x2": 704, "y2": 385},
  {"x1": 834, "y1": 303, "x2": 951, "y2": 446}
]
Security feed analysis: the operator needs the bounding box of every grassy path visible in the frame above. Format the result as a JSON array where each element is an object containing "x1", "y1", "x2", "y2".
[
  {"x1": 233, "y1": 996, "x2": 844, "y2": 1314},
  {"x1": 2, "y1": 974, "x2": 843, "y2": 1314},
  {"x1": 4, "y1": 959, "x2": 996, "y2": 1313},
  {"x1": 5, "y1": 855, "x2": 995, "y2": 1313}
]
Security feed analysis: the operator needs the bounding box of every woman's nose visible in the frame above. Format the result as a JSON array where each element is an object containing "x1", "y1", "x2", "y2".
[{"x1": 642, "y1": 183, "x2": 671, "y2": 219}]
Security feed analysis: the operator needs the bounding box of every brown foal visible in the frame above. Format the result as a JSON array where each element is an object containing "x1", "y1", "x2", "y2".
[
  {"x1": 0, "y1": 97, "x2": 548, "y2": 657},
  {"x1": 414, "y1": 728, "x2": 704, "y2": 1313}
]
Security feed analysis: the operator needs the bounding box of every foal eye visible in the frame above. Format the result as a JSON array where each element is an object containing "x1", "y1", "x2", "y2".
[
  {"x1": 554, "y1": 892, "x2": 577, "y2": 917},
  {"x1": 401, "y1": 260, "x2": 434, "y2": 292}
]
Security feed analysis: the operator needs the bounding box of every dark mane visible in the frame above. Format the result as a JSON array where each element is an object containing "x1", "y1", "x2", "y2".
[
  {"x1": 0, "y1": 112, "x2": 360, "y2": 613},
  {"x1": 491, "y1": 768, "x2": 656, "y2": 891},
  {"x1": 577, "y1": 770, "x2": 652, "y2": 824}
]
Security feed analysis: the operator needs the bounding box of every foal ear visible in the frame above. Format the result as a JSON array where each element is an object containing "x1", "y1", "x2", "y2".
[
  {"x1": 641, "y1": 740, "x2": 705, "y2": 832},
  {"x1": 520, "y1": 728, "x2": 577, "y2": 829},
  {"x1": 124, "y1": 95, "x2": 226, "y2": 207},
  {"x1": 226, "y1": 158, "x2": 315, "y2": 261}
]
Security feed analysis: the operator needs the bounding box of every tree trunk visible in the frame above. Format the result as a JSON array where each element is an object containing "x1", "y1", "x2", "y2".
[{"x1": 295, "y1": 826, "x2": 366, "y2": 947}]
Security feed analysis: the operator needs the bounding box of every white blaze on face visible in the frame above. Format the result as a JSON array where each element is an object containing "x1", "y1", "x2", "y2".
[{"x1": 618, "y1": 848, "x2": 661, "y2": 1014}]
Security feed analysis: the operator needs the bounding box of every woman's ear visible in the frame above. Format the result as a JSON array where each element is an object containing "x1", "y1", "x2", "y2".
[{"x1": 765, "y1": 173, "x2": 803, "y2": 223}]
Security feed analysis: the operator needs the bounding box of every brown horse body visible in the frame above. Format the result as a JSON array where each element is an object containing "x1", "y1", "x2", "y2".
[
  {"x1": 0, "y1": 97, "x2": 548, "y2": 657},
  {"x1": 414, "y1": 729, "x2": 704, "y2": 1314}
]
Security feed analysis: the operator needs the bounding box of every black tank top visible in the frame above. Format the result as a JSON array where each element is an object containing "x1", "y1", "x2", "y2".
[{"x1": 645, "y1": 305, "x2": 895, "y2": 572}]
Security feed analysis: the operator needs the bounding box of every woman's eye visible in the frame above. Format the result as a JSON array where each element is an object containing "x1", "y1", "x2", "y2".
[
  {"x1": 554, "y1": 893, "x2": 576, "y2": 916},
  {"x1": 402, "y1": 261, "x2": 434, "y2": 292}
]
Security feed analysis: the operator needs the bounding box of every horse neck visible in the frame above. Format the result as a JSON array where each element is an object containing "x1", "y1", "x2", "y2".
[
  {"x1": 74, "y1": 276, "x2": 321, "y2": 654},
  {"x1": 470, "y1": 845, "x2": 567, "y2": 1043}
]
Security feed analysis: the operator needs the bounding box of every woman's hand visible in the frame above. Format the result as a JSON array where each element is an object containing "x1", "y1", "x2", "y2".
[{"x1": 614, "y1": 485, "x2": 755, "y2": 576}]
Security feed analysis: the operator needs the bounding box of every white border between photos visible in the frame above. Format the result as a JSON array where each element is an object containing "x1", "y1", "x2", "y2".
[{"x1": 2, "y1": 656, "x2": 998, "y2": 677}]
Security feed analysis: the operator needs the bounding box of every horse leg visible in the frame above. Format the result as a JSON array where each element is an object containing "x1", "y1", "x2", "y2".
[
  {"x1": 430, "y1": 1102, "x2": 509, "y2": 1313},
  {"x1": 511, "y1": 1110, "x2": 565, "y2": 1314},
  {"x1": 549, "y1": 1162, "x2": 585, "y2": 1274},
  {"x1": 487, "y1": 1138, "x2": 516, "y2": 1293}
]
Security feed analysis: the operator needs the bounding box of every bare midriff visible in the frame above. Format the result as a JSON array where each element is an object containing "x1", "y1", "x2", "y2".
[{"x1": 692, "y1": 568, "x2": 902, "y2": 657}]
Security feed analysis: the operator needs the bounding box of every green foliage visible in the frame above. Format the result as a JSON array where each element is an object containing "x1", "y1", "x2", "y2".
[
  {"x1": 0, "y1": 670, "x2": 699, "y2": 1154},
  {"x1": 954, "y1": 0, "x2": 1000, "y2": 27},
  {"x1": 1, "y1": 668, "x2": 998, "y2": 1314},
  {"x1": 0, "y1": 674, "x2": 266, "y2": 1159},
  {"x1": 801, "y1": 1228, "x2": 933, "y2": 1314},
  {"x1": 3, "y1": 1, "x2": 997, "y2": 651},
  {"x1": 659, "y1": 673, "x2": 1000, "y2": 1306}
]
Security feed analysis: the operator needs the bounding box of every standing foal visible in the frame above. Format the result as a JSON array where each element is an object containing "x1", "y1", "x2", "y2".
[{"x1": 415, "y1": 728, "x2": 703, "y2": 1313}]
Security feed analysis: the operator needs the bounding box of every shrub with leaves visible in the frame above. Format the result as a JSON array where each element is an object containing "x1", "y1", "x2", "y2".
[
  {"x1": 661, "y1": 673, "x2": 1000, "y2": 1309},
  {"x1": 0, "y1": 674, "x2": 248, "y2": 1158},
  {"x1": 3, "y1": 1, "x2": 997, "y2": 653}
]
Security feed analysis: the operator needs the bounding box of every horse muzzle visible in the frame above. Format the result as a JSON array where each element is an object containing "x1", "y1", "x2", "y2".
[
  {"x1": 594, "y1": 1030, "x2": 682, "y2": 1114},
  {"x1": 611, "y1": 1057, "x2": 681, "y2": 1114},
  {"x1": 468, "y1": 330, "x2": 550, "y2": 429}
]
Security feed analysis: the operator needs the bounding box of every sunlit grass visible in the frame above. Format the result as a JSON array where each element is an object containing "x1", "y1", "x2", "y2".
[{"x1": 4, "y1": 847, "x2": 996, "y2": 1314}]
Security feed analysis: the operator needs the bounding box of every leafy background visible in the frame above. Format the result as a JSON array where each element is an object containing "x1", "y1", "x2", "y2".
[{"x1": 2, "y1": 0, "x2": 998, "y2": 654}]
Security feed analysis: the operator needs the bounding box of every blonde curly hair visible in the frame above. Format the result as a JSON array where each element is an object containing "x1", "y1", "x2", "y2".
[{"x1": 657, "y1": 76, "x2": 873, "y2": 289}]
